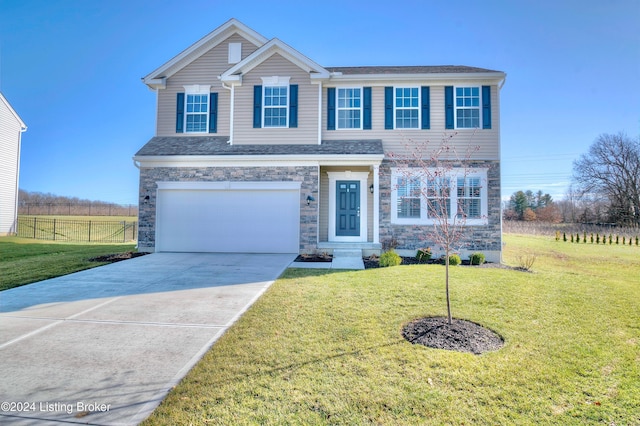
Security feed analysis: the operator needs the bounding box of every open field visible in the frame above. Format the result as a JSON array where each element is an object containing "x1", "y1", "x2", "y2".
[
  {"x1": 0, "y1": 237, "x2": 136, "y2": 291},
  {"x1": 142, "y1": 234, "x2": 639, "y2": 425}
]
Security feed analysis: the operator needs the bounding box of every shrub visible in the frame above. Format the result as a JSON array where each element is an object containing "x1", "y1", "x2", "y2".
[
  {"x1": 563, "y1": 232, "x2": 567, "y2": 242},
  {"x1": 469, "y1": 252, "x2": 486, "y2": 265},
  {"x1": 415, "y1": 248, "x2": 432, "y2": 263},
  {"x1": 379, "y1": 250, "x2": 402, "y2": 267},
  {"x1": 636, "y1": 236, "x2": 639, "y2": 246},
  {"x1": 555, "y1": 231, "x2": 560, "y2": 241},
  {"x1": 448, "y1": 254, "x2": 461, "y2": 266},
  {"x1": 590, "y1": 233, "x2": 594, "y2": 244},
  {"x1": 596, "y1": 234, "x2": 600, "y2": 244},
  {"x1": 517, "y1": 253, "x2": 537, "y2": 271},
  {"x1": 576, "y1": 233, "x2": 580, "y2": 243},
  {"x1": 570, "y1": 234, "x2": 574, "y2": 243}
]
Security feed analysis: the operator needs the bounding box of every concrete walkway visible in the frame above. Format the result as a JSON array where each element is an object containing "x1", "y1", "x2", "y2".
[{"x1": 0, "y1": 252, "x2": 295, "y2": 425}]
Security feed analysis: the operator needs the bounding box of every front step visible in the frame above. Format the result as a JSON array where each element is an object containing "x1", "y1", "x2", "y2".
[{"x1": 331, "y1": 249, "x2": 364, "y2": 270}]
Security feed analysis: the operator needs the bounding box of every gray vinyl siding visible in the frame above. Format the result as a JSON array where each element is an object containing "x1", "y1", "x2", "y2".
[
  {"x1": 0, "y1": 100, "x2": 23, "y2": 235},
  {"x1": 321, "y1": 83, "x2": 501, "y2": 160},
  {"x1": 232, "y1": 53, "x2": 318, "y2": 145},
  {"x1": 156, "y1": 34, "x2": 260, "y2": 136}
]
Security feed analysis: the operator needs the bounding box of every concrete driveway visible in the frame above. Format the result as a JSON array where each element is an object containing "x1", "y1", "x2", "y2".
[{"x1": 0, "y1": 252, "x2": 295, "y2": 425}]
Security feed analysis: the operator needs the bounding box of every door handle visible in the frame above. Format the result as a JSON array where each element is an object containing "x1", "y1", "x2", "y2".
[{"x1": 357, "y1": 207, "x2": 360, "y2": 217}]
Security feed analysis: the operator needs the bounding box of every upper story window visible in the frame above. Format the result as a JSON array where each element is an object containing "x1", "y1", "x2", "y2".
[
  {"x1": 263, "y1": 86, "x2": 288, "y2": 127},
  {"x1": 391, "y1": 168, "x2": 488, "y2": 225},
  {"x1": 455, "y1": 87, "x2": 480, "y2": 128},
  {"x1": 185, "y1": 94, "x2": 209, "y2": 132},
  {"x1": 253, "y1": 80, "x2": 298, "y2": 129},
  {"x1": 395, "y1": 87, "x2": 420, "y2": 129},
  {"x1": 182, "y1": 85, "x2": 211, "y2": 133},
  {"x1": 337, "y1": 88, "x2": 361, "y2": 129}
]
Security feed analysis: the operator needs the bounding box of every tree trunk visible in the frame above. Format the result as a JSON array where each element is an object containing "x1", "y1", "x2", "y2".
[{"x1": 445, "y1": 248, "x2": 452, "y2": 324}]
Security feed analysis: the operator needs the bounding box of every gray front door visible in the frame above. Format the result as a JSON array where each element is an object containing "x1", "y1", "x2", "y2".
[{"x1": 336, "y1": 181, "x2": 360, "y2": 236}]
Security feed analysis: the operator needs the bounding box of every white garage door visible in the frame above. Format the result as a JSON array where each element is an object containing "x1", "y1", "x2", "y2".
[{"x1": 156, "y1": 181, "x2": 300, "y2": 253}]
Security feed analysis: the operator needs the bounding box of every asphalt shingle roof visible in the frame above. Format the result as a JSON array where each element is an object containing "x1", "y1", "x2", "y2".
[
  {"x1": 325, "y1": 65, "x2": 502, "y2": 74},
  {"x1": 135, "y1": 137, "x2": 384, "y2": 157}
]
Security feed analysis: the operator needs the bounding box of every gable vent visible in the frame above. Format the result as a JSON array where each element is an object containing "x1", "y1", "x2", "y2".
[{"x1": 228, "y1": 42, "x2": 242, "y2": 64}]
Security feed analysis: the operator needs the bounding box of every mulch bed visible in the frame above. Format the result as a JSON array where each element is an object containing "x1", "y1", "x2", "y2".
[
  {"x1": 88, "y1": 251, "x2": 148, "y2": 263},
  {"x1": 294, "y1": 254, "x2": 333, "y2": 263},
  {"x1": 402, "y1": 316, "x2": 504, "y2": 355},
  {"x1": 364, "y1": 256, "x2": 515, "y2": 270}
]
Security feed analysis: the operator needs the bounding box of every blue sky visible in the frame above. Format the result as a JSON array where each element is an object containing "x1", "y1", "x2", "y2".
[{"x1": 1, "y1": 0, "x2": 638, "y2": 205}]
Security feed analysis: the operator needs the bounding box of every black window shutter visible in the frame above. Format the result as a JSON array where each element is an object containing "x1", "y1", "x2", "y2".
[
  {"x1": 482, "y1": 86, "x2": 491, "y2": 129},
  {"x1": 445, "y1": 86, "x2": 454, "y2": 129},
  {"x1": 363, "y1": 87, "x2": 372, "y2": 130},
  {"x1": 421, "y1": 86, "x2": 430, "y2": 130},
  {"x1": 289, "y1": 84, "x2": 298, "y2": 128},
  {"x1": 176, "y1": 93, "x2": 185, "y2": 133},
  {"x1": 253, "y1": 85, "x2": 262, "y2": 128},
  {"x1": 327, "y1": 87, "x2": 336, "y2": 130},
  {"x1": 384, "y1": 87, "x2": 393, "y2": 129},
  {"x1": 209, "y1": 93, "x2": 218, "y2": 133}
]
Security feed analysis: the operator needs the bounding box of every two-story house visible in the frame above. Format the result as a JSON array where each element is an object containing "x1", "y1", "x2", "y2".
[
  {"x1": 0, "y1": 92, "x2": 27, "y2": 236},
  {"x1": 134, "y1": 19, "x2": 506, "y2": 262}
]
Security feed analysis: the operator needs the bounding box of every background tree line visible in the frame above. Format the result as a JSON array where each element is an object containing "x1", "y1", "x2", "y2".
[
  {"x1": 18, "y1": 190, "x2": 138, "y2": 217},
  {"x1": 505, "y1": 132, "x2": 639, "y2": 227}
]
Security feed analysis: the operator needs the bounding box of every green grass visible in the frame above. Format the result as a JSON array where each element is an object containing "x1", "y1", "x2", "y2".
[
  {"x1": 0, "y1": 237, "x2": 136, "y2": 291},
  {"x1": 143, "y1": 234, "x2": 640, "y2": 425}
]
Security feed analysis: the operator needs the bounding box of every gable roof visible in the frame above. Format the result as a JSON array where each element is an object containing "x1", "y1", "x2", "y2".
[
  {"x1": 220, "y1": 38, "x2": 330, "y2": 83},
  {"x1": 0, "y1": 92, "x2": 27, "y2": 131},
  {"x1": 142, "y1": 18, "x2": 269, "y2": 89}
]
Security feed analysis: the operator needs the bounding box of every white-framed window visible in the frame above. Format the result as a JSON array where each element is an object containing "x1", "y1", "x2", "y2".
[
  {"x1": 183, "y1": 85, "x2": 210, "y2": 133},
  {"x1": 262, "y1": 77, "x2": 289, "y2": 128},
  {"x1": 391, "y1": 168, "x2": 488, "y2": 225},
  {"x1": 455, "y1": 86, "x2": 480, "y2": 128},
  {"x1": 337, "y1": 87, "x2": 361, "y2": 129},
  {"x1": 264, "y1": 86, "x2": 288, "y2": 127},
  {"x1": 395, "y1": 87, "x2": 420, "y2": 129},
  {"x1": 397, "y1": 176, "x2": 421, "y2": 218},
  {"x1": 457, "y1": 176, "x2": 482, "y2": 219}
]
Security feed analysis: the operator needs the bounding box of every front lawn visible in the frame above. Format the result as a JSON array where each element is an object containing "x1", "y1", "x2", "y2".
[
  {"x1": 0, "y1": 237, "x2": 136, "y2": 291},
  {"x1": 143, "y1": 234, "x2": 640, "y2": 425}
]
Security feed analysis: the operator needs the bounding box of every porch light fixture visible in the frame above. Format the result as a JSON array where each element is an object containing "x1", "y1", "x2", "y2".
[
  {"x1": 369, "y1": 184, "x2": 374, "y2": 194},
  {"x1": 306, "y1": 195, "x2": 315, "y2": 205},
  {"x1": 143, "y1": 195, "x2": 150, "y2": 204}
]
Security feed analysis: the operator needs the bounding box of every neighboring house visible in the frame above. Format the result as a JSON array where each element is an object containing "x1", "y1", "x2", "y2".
[
  {"x1": 134, "y1": 19, "x2": 506, "y2": 262},
  {"x1": 0, "y1": 92, "x2": 27, "y2": 236}
]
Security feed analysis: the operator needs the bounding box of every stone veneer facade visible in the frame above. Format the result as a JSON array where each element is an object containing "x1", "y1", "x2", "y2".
[
  {"x1": 377, "y1": 159, "x2": 502, "y2": 262},
  {"x1": 137, "y1": 165, "x2": 319, "y2": 253},
  {"x1": 138, "y1": 160, "x2": 501, "y2": 261}
]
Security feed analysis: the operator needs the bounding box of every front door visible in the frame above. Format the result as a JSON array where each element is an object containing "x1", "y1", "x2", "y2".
[{"x1": 336, "y1": 181, "x2": 360, "y2": 236}]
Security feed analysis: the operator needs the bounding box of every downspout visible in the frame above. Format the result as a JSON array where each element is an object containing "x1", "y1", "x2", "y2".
[
  {"x1": 12, "y1": 125, "x2": 27, "y2": 235},
  {"x1": 221, "y1": 81, "x2": 234, "y2": 145},
  {"x1": 317, "y1": 83, "x2": 322, "y2": 145}
]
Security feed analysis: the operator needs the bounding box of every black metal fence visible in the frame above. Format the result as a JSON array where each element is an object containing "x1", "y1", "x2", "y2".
[
  {"x1": 18, "y1": 203, "x2": 138, "y2": 217},
  {"x1": 17, "y1": 216, "x2": 137, "y2": 243}
]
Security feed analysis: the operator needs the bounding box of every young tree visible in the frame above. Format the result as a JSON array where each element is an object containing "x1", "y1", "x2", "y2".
[{"x1": 389, "y1": 133, "x2": 484, "y2": 324}]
